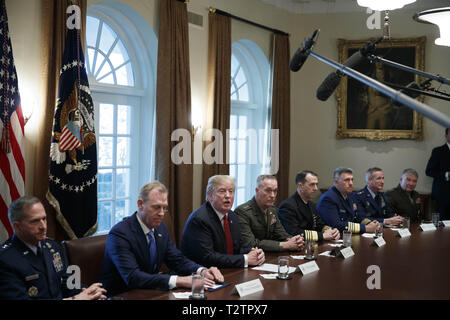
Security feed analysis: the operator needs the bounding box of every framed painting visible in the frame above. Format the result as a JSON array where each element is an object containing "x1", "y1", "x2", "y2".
[{"x1": 336, "y1": 37, "x2": 426, "y2": 140}]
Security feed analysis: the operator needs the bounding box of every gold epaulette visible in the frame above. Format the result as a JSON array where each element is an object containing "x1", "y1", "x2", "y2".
[
  {"x1": 347, "y1": 222, "x2": 361, "y2": 233},
  {"x1": 361, "y1": 218, "x2": 372, "y2": 225},
  {"x1": 304, "y1": 230, "x2": 319, "y2": 241}
]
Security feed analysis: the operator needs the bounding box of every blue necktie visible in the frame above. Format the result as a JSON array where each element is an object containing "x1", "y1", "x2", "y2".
[{"x1": 148, "y1": 230, "x2": 157, "y2": 273}]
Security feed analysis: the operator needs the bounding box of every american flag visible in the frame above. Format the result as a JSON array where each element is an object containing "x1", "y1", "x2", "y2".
[{"x1": 0, "y1": 0, "x2": 24, "y2": 243}]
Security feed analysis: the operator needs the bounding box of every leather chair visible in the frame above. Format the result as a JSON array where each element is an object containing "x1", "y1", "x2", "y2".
[{"x1": 62, "y1": 235, "x2": 107, "y2": 286}]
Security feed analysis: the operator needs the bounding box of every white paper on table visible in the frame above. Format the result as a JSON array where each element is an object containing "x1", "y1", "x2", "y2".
[
  {"x1": 327, "y1": 243, "x2": 342, "y2": 247},
  {"x1": 259, "y1": 273, "x2": 279, "y2": 279},
  {"x1": 332, "y1": 240, "x2": 343, "y2": 243},
  {"x1": 319, "y1": 251, "x2": 334, "y2": 257},
  {"x1": 390, "y1": 228, "x2": 402, "y2": 231},
  {"x1": 362, "y1": 233, "x2": 376, "y2": 238},
  {"x1": 252, "y1": 263, "x2": 296, "y2": 274},
  {"x1": 291, "y1": 255, "x2": 306, "y2": 259},
  {"x1": 172, "y1": 292, "x2": 192, "y2": 299}
]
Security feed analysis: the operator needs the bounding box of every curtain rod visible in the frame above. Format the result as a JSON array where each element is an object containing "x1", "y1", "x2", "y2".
[{"x1": 209, "y1": 7, "x2": 289, "y2": 36}]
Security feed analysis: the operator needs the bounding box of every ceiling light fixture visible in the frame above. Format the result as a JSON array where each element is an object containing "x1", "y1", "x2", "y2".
[
  {"x1": 357, "y1": 0, "x2": 416, "y2": 11},
  {"x1": 414, "y1": 7, "x2": 450, "y2": 47}
]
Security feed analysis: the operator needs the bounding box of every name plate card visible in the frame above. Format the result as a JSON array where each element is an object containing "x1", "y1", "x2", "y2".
[
  {"x1": 442, "y1": 220, "x2": 450, "y2": 227},
  {"x1": 340, "y1": 247, "x2": 355, "y2": 259},
  {"x1": 397, "y1": 229, "x2": 411, "y2": 238},
  {"x1": 373, "y1": 237, "x2": 386, "y2": 247},
  {"x1": 297, "y1": 261, "x2": 320, "y2": 275},
  {"x1": 420, "y1": 223, "x2": 437, "y2": 232},
  {"x1": 231, "y1": 279, "x2": 264, "y2": 297}
]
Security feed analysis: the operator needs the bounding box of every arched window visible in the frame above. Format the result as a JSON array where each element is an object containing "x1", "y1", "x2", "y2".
[
  {"x1": 86, "y1": 3, "x2": 157, "y2": 233},
  {"x1": 230, "y1": 40, "x2": 270, "y2": 208}
]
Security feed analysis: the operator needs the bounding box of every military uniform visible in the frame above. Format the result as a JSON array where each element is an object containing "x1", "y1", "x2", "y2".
[
  {"x1": 385, "y1": 184, "x2": 422, "y2": 223},
  {"x1": 235, "y1": 197, "x2": 291, "y2": 252},
  {"x1": 0, "y1": 235, "x2": 78, "y2": 300},
  {"x1": 354, "y1": 186, "x2": 394, "y2": 224},
  {"x1": 278, "y1": 192, "x2": 331, "y2": 242},
  {"x1": 317, "y1": 186, "x2": 371, "y2": 233}
]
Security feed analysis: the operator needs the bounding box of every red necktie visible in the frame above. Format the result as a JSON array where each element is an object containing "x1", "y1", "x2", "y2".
[{"x1": 223, "y1": 214, "x2": 234, "y2": 255}]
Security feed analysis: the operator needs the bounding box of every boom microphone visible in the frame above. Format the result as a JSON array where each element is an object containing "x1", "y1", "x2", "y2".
[
  {"x1": 316, "y1": 37, "x2": 383, "y2": 101},
  {"x1": 289, "y1": 29, "x2": 319, "y2": 72}
]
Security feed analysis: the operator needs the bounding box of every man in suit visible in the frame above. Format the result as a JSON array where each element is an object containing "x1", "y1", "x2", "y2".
[
  {"x1": 181, "y1": 175, "x2": 265, "y2": 268},
  {"x1": 354, "y1": 167, "x2": 403, "y2": 225},
  {"x1": 426, "y1": 128, "x2": 450, "y2": 218},
  {"x1": 100, "y1": 181, "x2": 223, "y2": 296},
  {"x1": 0, "y1": 196, "x2": 106, "y2": 300},
  {"x1": 385, "y1": 168, "x2": 422, "y2": 223},
  {"x1": 317, "y1": 167, "x2": 379, "y2": 233},
  {"x1": 235, "y1": 175, "x2": 304, "y2": 251},
  {"x1": 278, "y1": 170, "x2": 340, "y2": 242}
]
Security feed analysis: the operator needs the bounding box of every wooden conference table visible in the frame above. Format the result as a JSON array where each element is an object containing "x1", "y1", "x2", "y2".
[{"x1": 113, "y1": 224, "x2": 450, "y2": 300}]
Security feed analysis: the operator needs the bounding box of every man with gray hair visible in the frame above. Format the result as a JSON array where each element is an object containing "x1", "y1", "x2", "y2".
[
  {"x1": 235, "y1": 175, "x2": 304, "y2": 251},
  {"x1": 181, "y1": 175, "x2": 265, "y2": 268},
  {"x1": 385, "y1": 169, "x2": 422, "y2": 223},
  {"x1": 0, "y1": 196, "x2": 106, "y2": 300},
  {"x1": 354, "y1": 167, "x2": 403, "y2": 226},
  {"x1": 317, "y1": 167, "x2": 379, "y2": 234}
]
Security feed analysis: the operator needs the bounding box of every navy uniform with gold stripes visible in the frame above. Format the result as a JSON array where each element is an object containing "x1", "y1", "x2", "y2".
[
  {"x1": 0, "y1": 235, "x2": 78, "y2": 300},
  {"x1": 317, "y1": 186, "x2": 371, "y2": 233},
  {"x1": 278, "y1": 192, "x2": 331, "y2": 242}
]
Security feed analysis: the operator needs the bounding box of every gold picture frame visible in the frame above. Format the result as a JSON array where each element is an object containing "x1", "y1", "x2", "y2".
[{"x1": 336, "y1": 37, "x2": 426, "y2": 140}]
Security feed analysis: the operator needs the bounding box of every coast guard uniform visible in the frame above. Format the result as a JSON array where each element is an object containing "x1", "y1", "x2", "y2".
[
  {"x1": 317, "y1": 186, "x2": 371, "y2": 233},
  {"x1": 0, "y1": 235, "x2": 78, "y2": 300}
]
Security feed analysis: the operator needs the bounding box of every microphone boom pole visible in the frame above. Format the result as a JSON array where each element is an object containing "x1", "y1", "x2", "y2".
[{"x1": 308, "y1": 51, "x2": 450, "y2": 128}]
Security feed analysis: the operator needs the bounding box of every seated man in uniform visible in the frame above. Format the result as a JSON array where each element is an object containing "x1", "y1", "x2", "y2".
[
  {"x1": 0, "y1": 196, "x2": 106, "y2": 300},
  {"x1": 278, "y1": 170, "x2": 340, "y2": 242},
  {"x1": 181, "y1": 175, "x2": 265, "y2": 268},
  {"x1": 385, "y1": 168, "x2": 422, "y2": 223},
  {"x1": 100, "y1": 181, "x2": 224, "y2": 296},
  {"x1": 354, "y1": 167, "x2": 403, "y2": 226},
  {"x1": 235, "y1": 175, "x2": 304, "y2": 252},
  {"x1": 317, "y1": 167, "x2": 379, "y2": 234}
]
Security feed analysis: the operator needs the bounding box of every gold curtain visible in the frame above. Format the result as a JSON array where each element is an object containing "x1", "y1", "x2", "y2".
[
  {"x1": 155, "y1": 0, "x2": 193, "y2": 245},
  {"x1": 36, "y1": 0, "x2": 86, "y2": 240},
  {"x1": 271, "y1": 33, "x2": 291, "y2": 204},
  {"x1": 201, "y1": 11, "x2": 231, "y2": 201}
]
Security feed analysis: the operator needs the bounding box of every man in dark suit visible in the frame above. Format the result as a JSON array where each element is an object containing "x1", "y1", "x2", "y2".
[
  {"x1": 0, "y1": 196, "x2": 106, "y2": 300},
  {"x1": 385, "y1": 168, "x2": 422, "y2": 223},
  {"x1": 278, "y1": 170, "x2": 340, "y2": 242},
  {"x1": 354, "y1": 167, "x2": 403, "y2": 225},
  {"x1": 426, "y1": 128, "x2": 450, "y2": 219},
  {"x1": 235, "y1": 175, "x2": 304, "y2": 251},
  {"x1": 317, "y1": 167, "x2": 379, "y2": 233},
  {"x1": 181, "y1": 175, "x2": 265, "y2": 268},
  {"x1": 100, "y1": 181, "x2": 223, "y2": 296}
]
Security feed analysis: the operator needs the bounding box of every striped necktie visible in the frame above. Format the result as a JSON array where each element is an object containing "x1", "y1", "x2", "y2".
[{"x1": 223, "y1": 214, "x2": 234, "y2": 255}]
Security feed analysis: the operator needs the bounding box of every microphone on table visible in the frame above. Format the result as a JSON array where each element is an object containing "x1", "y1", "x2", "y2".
[
  {"x1": 289, "y1": 29, "x2": 320, "y2": 72},
  {"x1": 316, "y1": 37, "x2": 383, "y2": 101}
]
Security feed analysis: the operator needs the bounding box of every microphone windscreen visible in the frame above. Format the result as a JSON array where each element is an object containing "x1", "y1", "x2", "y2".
[
  {"x1": 289, "y1": 48, "x2": 306, "y2": 72},
  {"x1": 316, "y1": 72, "x2": 342, "y2": 101}
]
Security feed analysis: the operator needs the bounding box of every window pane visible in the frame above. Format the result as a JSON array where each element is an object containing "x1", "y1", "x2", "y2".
[
  {"x1": 99, "y1": 22, "x2": 117, "y2": 54},
  {"x1": 229, "y1": 115, "x2": 237, "y2": 138},
  {"x1": 110, "y1": 40, "x2": 129, "y2": 67},
  {"x1": 98, "y1": 169, "x2": 113, "y2": 199},
  {"x1": 116, "y1": 168, "x2": 130, "y2": 198},
  {"x1": 96, "y1": 62, "x2": 112, "y2": 81},
  {"x1": 99, "y1": 73, "x2": 115, "y2": 85},
  {"x1": 99, "y1": 137, "x2": 114, "y2": 167},
  {"x1": 98, "y1": 201, "x2": 112, "y2": 232},
  {"x1": 94, "y1": 52, "x2": 106, "y2": 76},
  {"x1": 86, "y1": 16, "x2": 100, "y2": 47},
  {"x1": 238, "y1": 84, "x2": 249, "y2": 102},
  {"x1": 117, "y1": 105, "x2": 131, "y2": 135},
  {"x1": 116, "y1": 62, "x2": 134, "y2": 86},
  {"x1": 237, "y1": 139, "x2": 246, "y2": 163},
  {"x1": 231, "y1": 55, "x2": 238, "y2": 77},
  {"x1": 229, "y1": 139, "x2": 236, "y2": 164},
  {"x1": 235, "y1": 68, "x2": 247, "y2": 88},
  {"x1": 236, "y1": 188, "x2": 245, "y2": 207},
  {"x1": 87, "y1": 48, "x2": 96, "y2": 74},
  {"x1": 99, "y1": 104, "x2": 114, "y2": 134},
  {"x1": 229, "y1": 164, "x2": 236, "y2": 179},
  {"x1": 115, "y1": 199, "x2": 129, "y2": 224},
  {"x1": 237, "y1": 164, "x2": 246, "y2": 187},
  {"x1": 116, "y1": 137, "x2": 131, "y2": 166}
]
